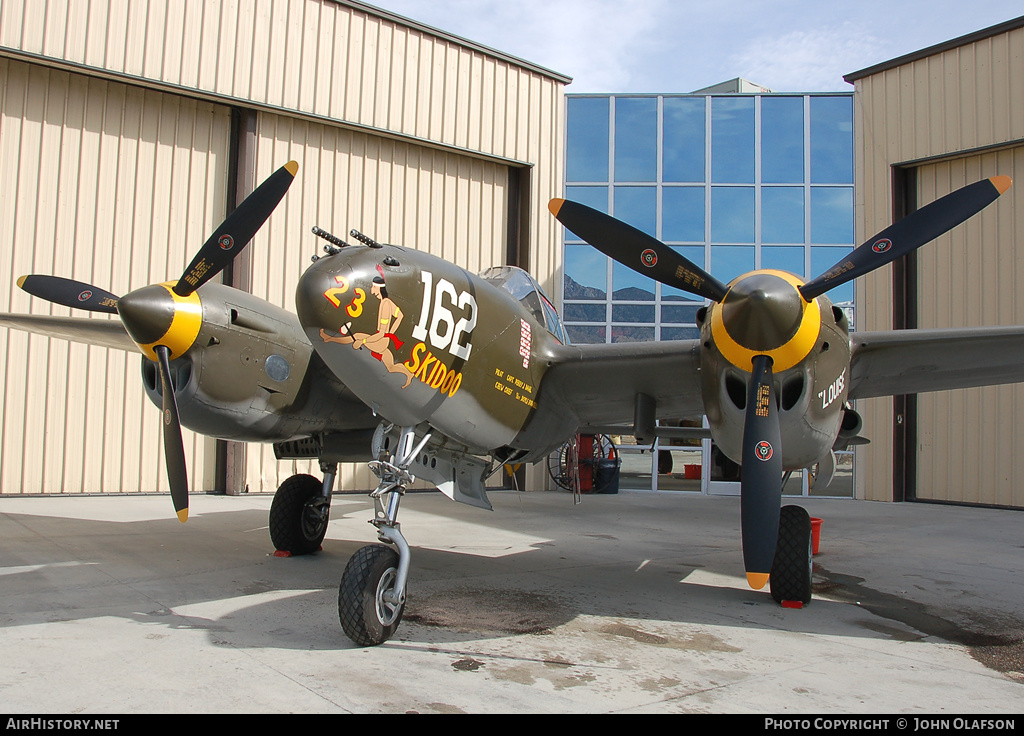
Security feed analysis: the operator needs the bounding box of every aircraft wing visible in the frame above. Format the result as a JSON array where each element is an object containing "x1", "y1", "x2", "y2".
[
  {"x1": 849, "y1": 326, "x2": 1024, "y2": 399},
  {"x1": 0, "y1": 313, "x2": 139, "y2": 353},
  {"x1": 541, "y1": 339, "x2": 704, "y2": 427}
]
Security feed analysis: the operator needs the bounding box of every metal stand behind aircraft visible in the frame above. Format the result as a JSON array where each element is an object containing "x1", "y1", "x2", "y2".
[{"x1": 4, "y1": 162, "x2": 1023, "y2": 646}]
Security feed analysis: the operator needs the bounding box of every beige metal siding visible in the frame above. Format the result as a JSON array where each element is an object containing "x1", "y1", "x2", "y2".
[
  {"x1": 852, "y1": 22, "x2": 1024, "y2": 504},
  {"x1": 0, "y1": 57, "x2": 231, "y2": 494},
  {"x1": 1, "y1": 0, "x2": 566, "y2": 277},
  {"x1": 244, "y1": 111, "x2": 510, "y2": 492},
  {"x1": 915, "y1": 151, "x2": 1024, "y2": 506}
]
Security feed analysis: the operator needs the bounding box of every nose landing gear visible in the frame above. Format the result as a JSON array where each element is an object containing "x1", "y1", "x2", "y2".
[{"x1": 338, "y1": 426, "x2": 428, "y2": 646}]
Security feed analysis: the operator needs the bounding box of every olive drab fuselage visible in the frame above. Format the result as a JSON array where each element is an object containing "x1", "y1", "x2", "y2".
[{"x1": 295, "y1": 245, "x2": 566, "y2": 458}]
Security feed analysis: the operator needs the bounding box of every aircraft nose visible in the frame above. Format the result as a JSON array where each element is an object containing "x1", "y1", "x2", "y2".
[{"x1": 118, "y1": 283, "x2": 203, "y2": 361}]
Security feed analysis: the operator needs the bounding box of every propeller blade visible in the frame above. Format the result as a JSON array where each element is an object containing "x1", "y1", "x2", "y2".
[
  {"x1": 154, "y1": 345, "x2": 189, "y2": 523},
  {"x1": 800, "y1": 176, "x2": 1011, "y2": 301},
  {"x1": 740, "y1": 354, "x2": 783, "y2": 589},
  {"x1": 174, "y1": 161, "x2": 298, "y2": 296},
  {"x1": 549, "y1": 198, "x2": 729, "y2": 303},
  {"x1": 17, "y1": 275, "x2": 119, "y2": 314}
]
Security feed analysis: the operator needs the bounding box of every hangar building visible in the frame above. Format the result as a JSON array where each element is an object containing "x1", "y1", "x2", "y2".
[
  {"x1": 556, "y1": 17, "x2": 1024, "y2": 509},
  {"x1": 2, "y1": 2, "x2": 1022, "y2": 512},
  {"x1": 0, "y1": 0, "x2": 568, "y2": 497},
  {"x1": 849, "y1": 16, "x2": 1024, "y2": 508}
]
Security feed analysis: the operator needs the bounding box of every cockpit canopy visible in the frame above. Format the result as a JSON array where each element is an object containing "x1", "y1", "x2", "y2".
[{"x1": 480, "y1": 266, "x2": 570, "y2": 344}]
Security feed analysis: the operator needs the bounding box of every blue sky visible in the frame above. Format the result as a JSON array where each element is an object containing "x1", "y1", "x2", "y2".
[{"x1": 365, "y1": 0, "x2": 1023, "y2": 92}]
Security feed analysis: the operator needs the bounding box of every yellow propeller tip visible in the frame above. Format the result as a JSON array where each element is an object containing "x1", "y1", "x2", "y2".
[
  {"x1": 16, "y1": 275, "x2": 26, "y2": 288},
  {"x1": 746, "y1": 572, "x2": 770, "y2": 590},
  {"x1": 284, "y1": 161, "x2": 299, "y2": 176},
  {"x1": 176, "y1": 509, "x2": 189, "y2": 523},
  {"x1": 991, "y1": 175, "x2": 1012, "y2": 195},
  {"x1": 548, "y1": 198, "x2": 565, "y2": 216}
]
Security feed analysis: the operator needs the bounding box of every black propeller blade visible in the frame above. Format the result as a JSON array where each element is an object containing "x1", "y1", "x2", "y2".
[
  {"x1": 800, "y1": 176, "x2": 1011, "y2": 301},
  {"x1": 17, "y1": 162, "x2": 299, "y2": 522},
  {"x1": 549, "y1": 198, "x2": 729, "y2": 303},
  {"x1": 740, "y1": 354, "x2": 783, "y2": 589},
  {"x1": 154, "y1": 345, "x2": 189, "y2": 522},
  {"x1": 174, "y1": 160, "x2": 298, "y2": 296},
  {"x1": 17, "y1": 275, "x2": 120, "y2": 314}
]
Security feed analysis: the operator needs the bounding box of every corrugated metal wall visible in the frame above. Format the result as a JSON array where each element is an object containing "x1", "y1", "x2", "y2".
[
  {"x1": 0, "y1": 0, "x2": 566, "y2": 495},
  {"x1": 0, "y1": 57, "x2": 230, "y2": 494},
  {"x1": 245, "y1": 111, "x2": 510, "y2": 492},
  {"x1": 851, "y1": 23, "x2": 1024, "y2": 505},
  {"x1": 915, "y1": 151, "x2": 1024, "y2": 506},
  {"x1": 0, "y1": 0, "x2": 565, "y2": 291}
]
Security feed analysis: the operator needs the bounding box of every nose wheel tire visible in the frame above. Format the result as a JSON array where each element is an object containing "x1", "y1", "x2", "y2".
[
  {"x1": 338, "y1": 544, "x2": 405, "y2": 646},
  {"x1": 770, "y1": 504, "x2": 813, "y2": 606},
  {"x1": 269, "y1": 473, "x2": 329, "y2": 555}
]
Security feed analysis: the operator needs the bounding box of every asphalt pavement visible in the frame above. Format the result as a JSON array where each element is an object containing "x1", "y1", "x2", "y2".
[{"x1": 1, "y1": 489, "x2": 1022, "y2": 714}]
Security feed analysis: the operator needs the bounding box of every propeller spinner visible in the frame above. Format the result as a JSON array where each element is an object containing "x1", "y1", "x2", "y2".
[
  {"x1": 550, "y1": 176, "x2": 1011, "y2": 588},
  {"x1": 17, "y1": 161, "x2": 299, "y2": 521}
]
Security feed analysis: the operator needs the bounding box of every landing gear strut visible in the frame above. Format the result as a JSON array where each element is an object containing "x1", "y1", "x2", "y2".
[
  {"x1": 770, "y1": 504, "x2": 813, "y2": 606},
  {"x1": 269, "y1": 461, "x2": 336, "y2": 556},
  {"x1": 338, "y1": 426, "x2": 428, "y2": 646}
]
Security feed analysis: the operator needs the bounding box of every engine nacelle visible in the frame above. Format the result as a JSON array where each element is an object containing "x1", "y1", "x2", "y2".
[{"x1": 140, "y1": 283, "x2": 374, "y2": 443}]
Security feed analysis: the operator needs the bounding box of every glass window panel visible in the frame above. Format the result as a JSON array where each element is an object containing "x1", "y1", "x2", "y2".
[
  {"x1": 566, "y1": 185, "x2": 608, "y2": 213},
  {"x1": 711, "y1": 186, "x2": 754, "y2": 243},
  {"x1": 811, "y1": 247, "x2": 854, "y2": 304},
  {"x1": 762, "y1": 246, "x2": 805, "y2": 277},
  {"x1": 711, "y1": 97, "x2": 754, "y2": 183},
  {"x1": 711, "y1": 245, "x2": 754, "y2": 284},
  {"x1": 567, "y1": 97, "x2": 609, "y2": 182},
  {"x1": 762, "y1": 187, "x2": 805, "y2": 243},
  {"x1": 614, "y1": 97, "x2": 658, "y2": 182},
  {"x1": 611, "y1": 326, "x2": 655, "y2": 343},
  {"x1": 612, "y1": 261, "x2": 655, "y2": 300},
  {"x1": 663, "y1": 246, "x2": 707, "y2": 300},
  {"x1": 662, "y1": 187, "x2": 705, "y2": 242},
  {"x1": 663, "y1": 97, "x2": 705, "y2": 182},
  {"x1": 662, "y1": 304, "x2": 702, "y2": 323},
  {"x1": 810, "y1": 96, "x2": 853, "y2": 184},
  {"x1": 661, "y1": 326, "x2": 700, "y2": 341},
  {"x1": 811, "y1": 187, "x2": 854, "y2": 243},
  {"x1": 761, "y1": 97, "x2": 804, "y2": 184},
  {"x1": 613, "y1": 186, "x2": 657, "y2": 236},
  {"x1": 566, "y1": 324, "x2": 606, "y2": 344},
  {"x1": 612, "y1": 304, "x2": 655, "y2": 323},
  {"x1": 564, "y1": 245, "x2": 607, "y2": 299},
  {"x1": 563, "y1": 303, "x2": 606, "y2": 322}
]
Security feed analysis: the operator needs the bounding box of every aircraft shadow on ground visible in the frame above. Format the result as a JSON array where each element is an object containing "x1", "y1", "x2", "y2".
[{"x1": 4, "y1": 499, "x2": 1017, "y2": 659}]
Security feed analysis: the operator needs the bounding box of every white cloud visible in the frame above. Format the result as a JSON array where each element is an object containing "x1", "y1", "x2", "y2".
[
  {"x1": 365, "y1": 0, "x2": 1024, "y2": 93},
  {"x1": 368, "y1": 0, "x2": 673, "y2": 90},
  {"x1": 729, "y1": 22, "x2": 881, "y2": 92}
]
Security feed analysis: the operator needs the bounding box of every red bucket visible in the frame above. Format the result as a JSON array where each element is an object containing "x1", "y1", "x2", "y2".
[{"x1": 810, "y1": 517, "x2": 823, "y2": 555}]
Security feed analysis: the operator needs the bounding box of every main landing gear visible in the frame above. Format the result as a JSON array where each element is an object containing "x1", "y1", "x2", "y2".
[
  {"x1": 338, "y1": 426, "x2": 428, "y2": 646},
  {"x1": 770, "y1": 504, "x2": 813, "y2": 607},
  {"x1": 269, "y1": 462, "x2": 336, "y2": 556}
]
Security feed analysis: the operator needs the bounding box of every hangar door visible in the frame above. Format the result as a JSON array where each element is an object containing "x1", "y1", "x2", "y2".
[
  {"x1": 244, "y1": 112, "x2": 511, "y2": 493},
  {"x1": 0, "y1": 59, "x2": 231, "y2": 495},
  {"x1": 913, "y1": 147, "x2": 1024, "y2": 507}
]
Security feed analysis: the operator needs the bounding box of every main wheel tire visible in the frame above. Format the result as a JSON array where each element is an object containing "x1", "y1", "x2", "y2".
[
  {"x1": 338, "y1": 544, "x2": 405, "y2": 646},
  {"x1": 770, "y1": 504, "x2": 813, "y2": 606},
  {"x1": 269, "y1": 474, "x2": 329, "y2": 555}
]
